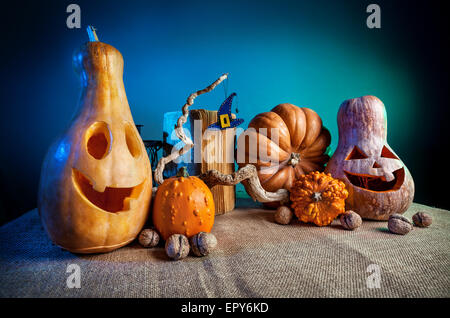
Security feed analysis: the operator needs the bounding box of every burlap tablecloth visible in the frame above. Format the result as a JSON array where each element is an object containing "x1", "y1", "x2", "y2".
[{"x1": 0, "y1": 199, "x2": 449, "y2": 298}]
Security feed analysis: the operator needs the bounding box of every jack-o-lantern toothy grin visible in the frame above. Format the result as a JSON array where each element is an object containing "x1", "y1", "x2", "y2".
[
  {"x1": 72, "y1": 169, "x2": 145, "y2": 213},
  {"x1": 344, "y1": 167, "x2": 405, "y2": 192}
]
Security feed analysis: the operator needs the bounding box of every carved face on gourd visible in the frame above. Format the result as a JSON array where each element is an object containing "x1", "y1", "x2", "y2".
[
  {"x1": 325, "y1": 96, "x2": 414, "y2": 220},
  {"x1": 38, "y1": 41, "x2": 152, "y2": 253}
]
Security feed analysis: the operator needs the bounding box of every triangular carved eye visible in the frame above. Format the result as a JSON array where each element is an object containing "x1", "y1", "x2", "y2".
[
  {"x1": 372, "y1": 161, "x2": 382, "y2": 168},
  {"x1": 380, "y1": 146, "x2": 399, "y2": 159},
  {"x1": 345, "y1": 146, "x2": 368, "y2": 160}
]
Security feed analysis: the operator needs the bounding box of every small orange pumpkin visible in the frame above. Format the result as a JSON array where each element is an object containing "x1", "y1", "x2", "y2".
[
  {"x1": 153, "y1": 168, "x2": 215, "y2": 240},
  {"x1": 290, "y1": 171, "x2": 348, "y2": 226}
]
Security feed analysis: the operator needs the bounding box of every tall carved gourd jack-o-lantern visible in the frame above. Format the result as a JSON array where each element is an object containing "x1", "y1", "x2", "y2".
[
  {"x1": 38, "y1": 28, "x2": 152, "y2": 253},
  {"x1": 325, "y1": 96, "x2": 414, "y2": 220}
]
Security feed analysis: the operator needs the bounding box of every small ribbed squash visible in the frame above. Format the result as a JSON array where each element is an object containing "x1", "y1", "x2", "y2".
[
  {"x1": 290, "y1": 171, "x2": 348, "y2": 226},
  {"x1": 153, "y1": 168, "x2": 215, "y2": 240}
]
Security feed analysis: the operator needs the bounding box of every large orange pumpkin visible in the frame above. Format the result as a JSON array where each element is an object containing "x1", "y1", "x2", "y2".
[
  {"x1": 38, "y1": 40, "x2": 152, "y2": 253},
  {"x1": 236, "y1": 103, "x2": 331, "y2": 193},
  {"x1": 153, "y1": 168, "x2": 215, "y2": 240}
]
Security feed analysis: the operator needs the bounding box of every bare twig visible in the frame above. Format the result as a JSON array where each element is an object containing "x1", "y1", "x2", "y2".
[
  {"x1": 154, "y1": 73, "x2": 228, "y2": 185},
  {"x1": 153, "y1": 73, "x2": 287, "y2": 204}
]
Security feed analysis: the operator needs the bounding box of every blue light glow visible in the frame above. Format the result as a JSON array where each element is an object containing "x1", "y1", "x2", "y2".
[{"x1": 54, "y1": 139, "x2": 70, "y2": 162}]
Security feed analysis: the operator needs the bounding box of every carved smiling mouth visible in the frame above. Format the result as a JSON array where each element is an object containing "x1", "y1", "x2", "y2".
[
  {"x1": 72, "y1": 169, "x2": 145, "y2": 212},
  {"x1": 344, "y1": 168, "x2": 405, "y2": 192}
]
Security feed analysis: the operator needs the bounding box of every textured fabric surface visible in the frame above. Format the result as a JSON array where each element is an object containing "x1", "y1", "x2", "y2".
[{"x1": 0, "y1": 199, "x2": 449, "y2": 298}]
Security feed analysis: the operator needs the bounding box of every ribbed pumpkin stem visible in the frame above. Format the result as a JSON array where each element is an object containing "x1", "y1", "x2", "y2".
[
  {"x1": 87, "y1": 25, "x2": 99, "y2": 42},
  {"x1": 288, "y1": 152, "x2": 301, "y2": 167},
  {"x1": 176, "y1": 167, "x2": 190, "y2": 178}
]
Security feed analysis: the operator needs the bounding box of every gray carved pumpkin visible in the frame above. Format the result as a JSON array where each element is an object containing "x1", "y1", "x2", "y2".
[{"x1": 325, "y1": 96, "x2": 414, "y2": 220}]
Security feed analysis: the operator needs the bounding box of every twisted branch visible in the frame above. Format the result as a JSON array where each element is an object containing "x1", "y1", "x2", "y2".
[
  {"x1": 198, "y1": 165, "x2": 289, "y2": 203},
  {"x1": 153, "y1": 73, "x2": 285, "y2": 204},
  {"x1": 154, "y1": 73, "x2": 228, "y2": 185}
]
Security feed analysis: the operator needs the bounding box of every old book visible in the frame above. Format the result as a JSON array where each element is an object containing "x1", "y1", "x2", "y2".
[{"x1": 189, "y1": 109, "x2": 236, "y2": 215}]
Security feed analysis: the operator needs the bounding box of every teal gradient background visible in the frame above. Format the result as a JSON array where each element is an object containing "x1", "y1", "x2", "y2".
[{"x1": 0, "y1": 0, "x2": 448, "y2": 224}]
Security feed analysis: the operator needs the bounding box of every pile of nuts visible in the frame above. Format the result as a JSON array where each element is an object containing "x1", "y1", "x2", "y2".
[
  {"x1": 138, "y1": 228, "x2": 218, "y2": 261},
  {"x1": 140, "y1": 208, "x2": 432, "y2": 260},
  {"x1": 388, "y1": 211, "x2": 432, "y2": 235},
  {"x1": 274, "y1": 205, "x2": 433, "y2": 236}
]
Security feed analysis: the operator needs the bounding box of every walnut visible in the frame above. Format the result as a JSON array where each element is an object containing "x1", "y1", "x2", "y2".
[
  {"x1": 412, "y1": 212, "x2": 432, "y2": 227},
  {"x1": 138, "y1": 228, "x2": 160, "y2": 248},
  {"x1": 388, "y1": 214, "x2": 412, "y2": 235},
  {"x1": 340, "y1": 210, "x2": 362, "y2": 230},
  {"x1": 165, "y1": 234, "x2": 190, "y2": 260},
  {"x1": 274, "y1": 206, "x2": 293, "y2": 225},
  {"x1": 189, "y1": 232, "x2": 217, "y2": 257}
]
